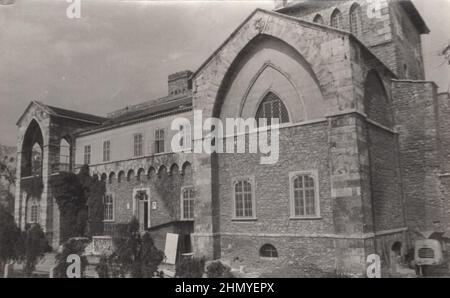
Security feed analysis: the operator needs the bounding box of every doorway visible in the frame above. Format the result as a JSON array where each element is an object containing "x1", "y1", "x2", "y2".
[{"x1": 133, "y1": 188, "x2": 150, "y2": 231}]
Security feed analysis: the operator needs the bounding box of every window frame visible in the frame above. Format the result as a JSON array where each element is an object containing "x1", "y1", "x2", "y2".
[
  {"x1": 349, "y1": 3, "x2": 362, "y2": 36},
  {"x1": 133, "y1": 133, "x2": 144, "y2": 157},
  {"x1": 29, "y1": 201, "x2": 40, "y2": 224},
  {"x1": 255, "y1": 91, "x2": 290, "y2": 127},
  {"x1": 260, "y1": 244, "x2": 279, "y2": 259},
  {"x1": 313, "y1": 13, "x2": 325, "y2": 25},
  {"x1": 232, "y1": 176, "x2": 257, "y2": 221},
  {"x1": 103, "y1": 140, "x2": 111, "y2": 162},
  {"x1": 330, "y1": 9, "x2": 344, "y2": 30},
  {"x1": 289, "y1": 170, "x2": 321, "y2": 219},
  {"x1": 103, "y1": 193, "x2": 115, "y2": 222},
  {"x1": 180, "y1": 186, "x2": 195, "y2": 221},
  {"x1": 154, "y1": 129, "x2": 165, "y2": 154}
]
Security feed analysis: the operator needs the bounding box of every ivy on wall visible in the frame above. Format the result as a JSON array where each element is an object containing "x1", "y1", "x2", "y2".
[{"x1": 49, "y1": 165, "x2": 105, "y2": 242}]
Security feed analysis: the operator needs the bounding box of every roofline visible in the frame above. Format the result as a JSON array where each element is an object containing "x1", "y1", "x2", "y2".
[
  {"x1": 192, "y1": 8, "x2": 396, "y2": 80},
  {"x1": 399, "y1": 0, "x2": 430, "y2": 34},
  {"x1": 75, "y1": 106, "x2": 192, "y2": 138},
  {"x1": 16, "y1": 100, "x2": 106, "y2": 126}
]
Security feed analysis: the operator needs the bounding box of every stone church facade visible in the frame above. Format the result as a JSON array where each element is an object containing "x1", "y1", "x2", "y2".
[{"x1": 14, "y1": 0, "x2": 450, "y2": 275}]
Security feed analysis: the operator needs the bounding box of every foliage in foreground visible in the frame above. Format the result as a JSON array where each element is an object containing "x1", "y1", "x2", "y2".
[
  {"x1": 95, "y1": 217, "x2": 164, "y2": 278},
  {"x1": 206, "y1": 260, "x2": 234, "y2": 278},
  {"x1": 54, "y1": 237, "x2": 89, "y2": 278},
  {"x1": 175, "y1": 257, "x2": 206, "y2": 278},
  {"x1": 18, "y1": 224, "x2": 52, "y2": 277},
  {"x1": 0, "y1": 206, "x2": 21, "y2": 276}
]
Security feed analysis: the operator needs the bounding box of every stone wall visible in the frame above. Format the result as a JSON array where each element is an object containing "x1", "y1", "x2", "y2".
[{"x1": 391, "y1": 80, "x2": 444, "y2": 232}]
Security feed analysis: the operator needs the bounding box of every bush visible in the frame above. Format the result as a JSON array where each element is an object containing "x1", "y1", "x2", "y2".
[
  {"x1": 19, "y1": 224, "x2": 51, "y2": 277},
  {"x1": 101, "y1": 217, "x2": 164, "y2": 278},
  {"x1": 206, "y1": 260, "x2": 234, "y2": 278},
  {"x1": 54, "y1": 237, "x2": 89, "y2": 278},
  {"x1": 95, "y1": 255, "x2": 110, "y2": 278},
  {"x1": 175, "y1": 257, "x2": 205, "y2": 278}
]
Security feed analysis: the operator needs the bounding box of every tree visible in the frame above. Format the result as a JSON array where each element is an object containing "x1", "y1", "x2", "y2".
[
  {"x1": 0, "y1": 206, "x2": 21, "y2": 276},
  {"x1": 19, "y1": 224, "x2": 51, "y2": 277},
  {"x1": 103, "y1": 217, "x2": 164, "y2": 278}
]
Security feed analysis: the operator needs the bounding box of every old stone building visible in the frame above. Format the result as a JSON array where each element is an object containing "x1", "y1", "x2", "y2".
[{"x1": 14, "y1": 0, "x2": 450, "y2": 276}]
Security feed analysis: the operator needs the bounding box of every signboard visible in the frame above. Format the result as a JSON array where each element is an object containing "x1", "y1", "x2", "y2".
[{"x1": 164, "y1": 233, "x2": 179, "y2": 265}]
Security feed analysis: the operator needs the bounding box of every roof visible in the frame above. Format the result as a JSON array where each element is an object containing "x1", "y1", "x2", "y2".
[
  {"x1": 75, "y1": 96, "x2": 193, "y2": 136},
  {"x1": 398, "y1": 0, "x2": 430, "y2": 34},
  {"x1": 276, "y1": 0, "x2": 430, "y2": 34},
  {"x1": 193, "y1": 8, "x2": 396, "y2": 79},
  {"x1": 16, "y1": 101, "x2": 107, "y2": 126}
]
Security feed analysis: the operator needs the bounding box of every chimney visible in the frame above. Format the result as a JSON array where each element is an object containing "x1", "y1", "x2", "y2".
[{"x1": 168, "y1": 70, "x2": 193, "y2": 96}]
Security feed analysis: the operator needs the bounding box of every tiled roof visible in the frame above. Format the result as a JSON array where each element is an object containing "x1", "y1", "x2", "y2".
[
  {"x1": 76, "y1": 96, "x2": 193, "y2": 136},
  {"x1": 37, "y1": 102, "x2": 107, "y2": 124}
]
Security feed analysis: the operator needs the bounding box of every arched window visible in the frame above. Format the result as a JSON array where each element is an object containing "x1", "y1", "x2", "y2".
[
  {"x1": 256, "y1": 92, "x2": 289, "y2": 127},
  {"x1": 350, "y1": 4, "x2": 362, "y2": 36},
  {"x1": 290, "y1": 172, "x2": 319, "y2": 218},
  {"x1": 313, "y1": 14, "x2": 325, "y2": 25},
  {"x1": 233, "y1": 179, "x2": 255, "y2": 219},
  {"x1": 104, "y1": 194, "x2": 114, "y2": 222},
  {"x1": 181, "y1": 187, "x2": 194, "y2": 220},
  {"x1": 330, "y1": 9, "x2": 343, "y2": 30},
  {"x1": 260, "y1": 244, "x2": 278, "y2": 258}
]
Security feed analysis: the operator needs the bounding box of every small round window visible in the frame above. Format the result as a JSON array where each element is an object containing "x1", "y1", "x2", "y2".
[{"x1": 260, "y1": 244, "x2": 278, "y2": 258}]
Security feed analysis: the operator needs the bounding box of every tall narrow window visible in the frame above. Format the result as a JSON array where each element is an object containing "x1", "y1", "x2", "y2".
[
  {"x1": 256, "y1": 92, "x2": 289, "y2": 127},
  {"x1": 155, "y1": 129, "x2": 165, "y2": 154},
  {"x1": 313, "y1": 14, "x2": 324, "y2": 25},
  {"x1": 30, "y1": 202, "x2": 40, "y2": 224},
  {"x1": 181, "y1": 187, "x2": 194, "y2": 220},
  {"x1": 290, "y1": 172, "x2": 319, "y2": 218},
  {"x1": 103, "y1": 140, "x2": 111, "y2": 162},
  {"x1": 178, "y1": 124, "x2": 191, "y2": 151},
  {"x1": 234, "y1": 179, "x2": 255, "y2": 219},
  {"x1": 330, "y1": 9, "x2": 343, "y2": 30},
  {"x1": 133, "y1": 133, "x2": 143, "y2": 157},
  {"x1": 350, "y1": 4, "x2": 362, "y2": 36},
  {"x1": 104, "y1": 194, "x2": 114, "y2": 222},
  {"x1": 84, "y1": 145, "x2": 91, "y2": 165}
]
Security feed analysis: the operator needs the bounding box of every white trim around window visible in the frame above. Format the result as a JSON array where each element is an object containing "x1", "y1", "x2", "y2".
[
  {"x1": 231, "y1": 176, "x2": 257, "y2": 221},
  {"x1": 180, "y1": 186, "x2": 195, "y2": 221},
  {"x1": 289, "y1": 170, "x2": 321, "y2": 219}
]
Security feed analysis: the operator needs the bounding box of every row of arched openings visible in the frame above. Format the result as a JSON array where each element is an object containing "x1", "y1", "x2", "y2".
[
  {"x1": 97, "y1": 162, "x2": 193, "y2": 184},
  {"x1": 313, "y1": 4, "x2": 363, "y2": 36}
]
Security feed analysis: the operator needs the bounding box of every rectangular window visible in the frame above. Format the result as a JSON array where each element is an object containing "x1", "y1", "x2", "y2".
[
  {"x1": 30, "y1": 204, "x2": 39, "y2": 223},
  {"x1": 134, "y1": 133, "x2": 143, "y2": 157},
  {"x1": 181, "y1": 187, "x2": 194, "y2": 220},
  {"x1": 154, "y1": 129, "x2": 165, "y2": 154},
  {"x1": 104, "y1": 194, "x2": 114, "y2": 222},
  {"x1": 289, "y1": 171, "x2": 320, "y2": 218},
  {"x1": 84, "y1": 145, "x2": 91, "y2": 165},
  {"x1": 103, "y1": 140, "x2": 110, "y2": 162},
  {"x1": 233, "y1": 177, "x2": 255, "y2": 219}
]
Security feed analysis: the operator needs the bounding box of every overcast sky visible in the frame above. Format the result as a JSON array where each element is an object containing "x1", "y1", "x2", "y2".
[{"x1": 0, "y1": 0, "x2": 449, "y2": 146}]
